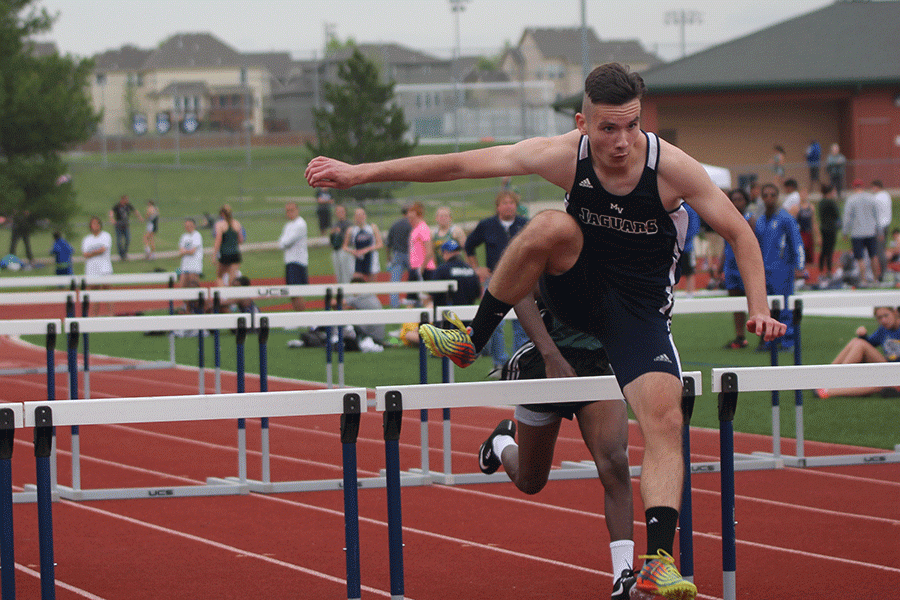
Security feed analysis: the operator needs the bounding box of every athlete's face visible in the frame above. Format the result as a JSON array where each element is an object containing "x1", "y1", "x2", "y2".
[
  {"x1": 577, "y1": 98, "x2": 642, "y2": 170},
  {"x1": 875, "y1": 307, "x2": 899, "y2": 329}
]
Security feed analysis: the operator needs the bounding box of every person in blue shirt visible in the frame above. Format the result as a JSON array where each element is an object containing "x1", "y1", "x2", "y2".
[
  {"x1": 815, "y1": 306, "x2": 900, "y2": 398},
  {"x1": 806, "y1": 140, "x2": 821, "y2": 184},
  {"x1": 679, "y1": 204, "x2": 701, "y2": 295},
  {"x1": 719, "y1": 189, "x2": 753, "y2": 348},
  {"x1": 754, "y1": 183, "x2": 805, "y2": 350},
  {"x1": 50, "y1": 231, "x2": 74, "y2": 275}
]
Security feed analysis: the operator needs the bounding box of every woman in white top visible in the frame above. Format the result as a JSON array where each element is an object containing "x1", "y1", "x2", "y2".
[
  {"x1": 178, "y1": 217, "x2": 204, "y2": 287},
  {"x1": 81, "y1": 216, "x2": 113, "y2": 315}
]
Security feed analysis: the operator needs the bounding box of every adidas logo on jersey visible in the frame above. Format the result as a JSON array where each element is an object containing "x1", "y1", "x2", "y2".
[
  {"x1": 654, "y1": 354, "x2": 672, "y2": 363},
  {"x1": 578, "y1": 178, "x2": 593, "y2": 188}
]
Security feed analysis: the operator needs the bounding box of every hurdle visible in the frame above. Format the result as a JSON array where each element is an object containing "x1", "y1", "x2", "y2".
[
  {"x1": 0, "y1": 319, "x2": 62, "y2": 507},
  {"x1": 222, "y1": 307, "x2": 430, "y2": 493},
  {"x1": 776, "y1": 290, "x2": 900, "y2": 467},
  {"x1": 59, "y1": 312, "x2": 259, "y2": 501},
  {"x1": 373, "y1": 374, "x2": 708, "y2": 600},
  {"x1": 0, "y1": 275, "x2": 79, "y2": 290},
  {"x1": 0, "y1": 272, "x2": 177, "y2": 291},
  {"x1": 0, "y1": 293, "x2": 75, "y2": 379},
  {"x1": 711, "y1": 362, "x2": 900, "y2": 600},
  {"x1": 77, "y1": 287, "x2": 207, "y2": 383},
  {"x1": 713, "y1": 362, "x2": 900, "y2": 468},
  {"x1": 0, "y1": 402, "x2": 24, "y2": 599},
  {"x1": 19, "y1": 387, "x2": 366, "y2": 600}
]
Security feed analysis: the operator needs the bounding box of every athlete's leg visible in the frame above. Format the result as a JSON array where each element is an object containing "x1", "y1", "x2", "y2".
[
  {"x1": 624, "y1": 370, "x2": 685, "y2": 563},
  {"x1": 486, "y1": 210, "x2": 582, "y2": 304},
  {"x1": 500, "y1": 419, "x2": 561, "y2": 495},
  {"x1": 819, "y1": 339, "x2": 887, "y2": 397},
  {"x1": 574, "y1": 400, "x2": 633, "y2": 542},
  {"x1": 626, "y1": 372, "x2": 696, "y2": 599}
]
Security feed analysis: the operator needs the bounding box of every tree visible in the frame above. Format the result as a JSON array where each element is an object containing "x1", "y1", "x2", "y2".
[
  {"x1": 0, "y1": 0, "x2": 99, "y2": 246},
  {"x1": 307, "y1": 48, "x2": 416, "y2": 201}
]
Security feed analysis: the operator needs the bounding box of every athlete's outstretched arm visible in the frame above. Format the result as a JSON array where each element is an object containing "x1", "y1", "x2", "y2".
[
  {"x1": 658, "y1": 143, "x2": 785, "y2": 341},
  {"x1": 512, "y1": 290, "x2": 576, "y2": 379},
  {"x1": 305, "y1": 131, "x2": 579, "y2": 191}
]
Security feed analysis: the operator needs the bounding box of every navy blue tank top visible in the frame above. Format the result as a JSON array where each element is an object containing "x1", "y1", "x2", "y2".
[{"x1": 564, "y1": 132, "x2": 688, "y2": 305}]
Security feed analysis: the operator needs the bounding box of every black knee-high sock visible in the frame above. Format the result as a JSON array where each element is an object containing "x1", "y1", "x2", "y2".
[
  {"x1": 645, "y1": 506, "x2": 679, "y2": 557},
  {"x1": 469, "y1": 290, "x2": 513, "y2": 353}
]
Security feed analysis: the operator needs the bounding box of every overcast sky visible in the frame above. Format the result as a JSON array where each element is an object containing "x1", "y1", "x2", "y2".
[{"x1": 32, "y1": 0, "x2": 834, "y2": 62}]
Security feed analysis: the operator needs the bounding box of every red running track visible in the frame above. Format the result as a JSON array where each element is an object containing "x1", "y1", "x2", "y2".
[{"x1": 0, "y1": 335, "x2": 898, "y2": 599}]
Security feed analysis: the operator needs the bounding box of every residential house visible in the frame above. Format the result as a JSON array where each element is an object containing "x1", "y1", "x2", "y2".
[{"x1": 604, "y1": 1, "x2": 899, "y2": 188}]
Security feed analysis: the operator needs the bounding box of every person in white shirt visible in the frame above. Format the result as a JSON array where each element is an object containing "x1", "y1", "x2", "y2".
[
  {"x1": 780, "y1": 178, "x2": 802, "y2": 217},
  {"x1": 277, "y1": 201, "x2": 308, "y2": 311},
  {"x1": 81, "y1": 216, "x2": 113, "y2": 315},
  {"x1": 177, "y1": 218, "x2": 204, "y2": 288},
  {"x1": 872, "y1": 180, "x2": 892, "y2": 281}
]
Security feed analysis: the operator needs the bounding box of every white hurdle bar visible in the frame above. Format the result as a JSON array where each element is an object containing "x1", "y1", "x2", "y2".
[
  {"x1": 26, "y1": 387, "x2": 367, "y2": 501},
  {"x1": 712, "y1": 363, "x2": 900, "y2": 467},
  {"x1": 0, "y1": 272, "x2": 177, "y2": 290},
  {"x1": 208, "y1": 279, "x2": 459, "y2": 303},
  {"x1": 20, "y1": 387, "x2": 367, "y2": 600},
  {"x1": 368, "y1": 371, "x2": 767, "y2": 486}
]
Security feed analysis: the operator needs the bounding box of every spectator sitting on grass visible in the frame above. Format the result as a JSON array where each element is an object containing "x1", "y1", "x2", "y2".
[{"x1": 815, "y1": 306, "x2": 900, "y2": 398}]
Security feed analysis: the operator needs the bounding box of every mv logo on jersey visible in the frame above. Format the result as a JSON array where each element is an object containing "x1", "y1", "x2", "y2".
[
  {"x1": 577, "y1": 207, "x2": 658, "y2": 235},
  {"x1": 610, "y1": 203, "x2": 623, "y2": 214}
]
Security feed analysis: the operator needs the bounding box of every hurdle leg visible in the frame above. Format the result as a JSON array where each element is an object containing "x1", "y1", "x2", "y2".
[
  {"x1": 33, "y1": 406, "x2": 56, "y2": 600},
  {"x1": 441, "y1": 356, "x2": 453, "y2": 482},
  {"x1": 45, "y1": 324, "x2": 58, "y2": 496},
  {"x1": 0, "y1": 408, "x2": 16, "y2": 600},
  {"x1": 235, "y1": 318, "x2": 247, "y2": 484},
  {"x1": 341, "y1": 393, "x2": 362, "y2": 600},
  {"x1": 678, "y1": 377, "x2": 696, "y2": 583},
  {"x1": 67, "y1": 324, "x2": 81, "y2": 494},
  {"x1": 792, "y1": 300, "x2": 805, "y2": 461},
  {"x1": 417, "y1": 323, "x2": 429, "y2": 476},
  {"x1": 382, "y1": 391, "x2": 405, "y2": 600},
  {"x1": 258, "y1": 318, "x2": 271, "y2": 485},
  {"x1": 718, "y1": 374, "x2": 738, "y2": 600}
]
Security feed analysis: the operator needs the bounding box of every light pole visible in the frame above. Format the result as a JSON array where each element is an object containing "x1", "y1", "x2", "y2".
[
  {"x1": 96, "y1": 73, "x2": 107, "y2": 168},
  {"x1": 665, "y1": 9, "x2": 703, "y2": 59},
  {"x1": 449, "y1": 0, "x2": 470, "y2": 152}
]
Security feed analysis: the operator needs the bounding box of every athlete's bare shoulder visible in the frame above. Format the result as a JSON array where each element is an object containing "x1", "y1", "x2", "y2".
[
  {"x1": 509, "y1": 130, "x2": 580, "y2": 190},
  {"x1": 655, "y1": 137, "x2": 718, "y2": 209}
]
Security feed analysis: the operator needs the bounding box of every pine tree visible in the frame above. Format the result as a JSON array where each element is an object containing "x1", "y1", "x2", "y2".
[
  {"x1": 308, "y1": 48, "x2": 416, "y2": 200},
  {"x1": 0, "y1": 0, "x2": 98, "y2": 244}
]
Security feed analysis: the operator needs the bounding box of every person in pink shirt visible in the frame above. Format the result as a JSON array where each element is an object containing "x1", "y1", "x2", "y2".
[{"x1": 407, "y1": 201, "x2": 436, "y2": 306}]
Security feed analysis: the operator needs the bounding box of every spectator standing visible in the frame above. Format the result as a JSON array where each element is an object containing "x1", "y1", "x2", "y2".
[
  {"x1": 872, "y1": 180, "x2": 892, "y2": 282},
  {"x1": 143, "y1": 200, "x2": 159, "y2": 259},
  {"x1": 825, "y1": 143, "x2": 847, "y2": 198},
  {"x1": 8, "y1": 208, "x2": 36, "y2": 266},
  {"x1": 82, "y1": 216, "x2": 114, "y2": 316},
  {"x1": 407, "y1": 201, "x2": 436, "y2": 306},
  {"x1": 329, "y1": 204, "x2": 354, "y2": 284},
  {"x1": 805, "y1": 140, "x2": 821, "y2": 184},
  {"x1": 177, "y1": 218, "x2": 203, "y2": 288},
  {"x1": 755, "y1": 183, "x2": 805, "y2": 350},
  {"x1": 719, "y1": 189, "x2": 752, "y2": 348},
  {"x1": 343, "y1": 206, "x2": 382, "y2": 282},
  {"x1": 431, "y1": 206, "x2": 466, "y2": 267},
  {"x1": 795, "y1": 189, "x2": 818, "y2": 273},
  {"x1": 213, "y1": 204, "x2": 245, "y2": 287},
  {"x1": 278, "y1": 201, "x2": 309, "y2": 311},
  {"x1": 679, "y1": 204, "x2": 700, "y2": 294},
  {"x1": 464, "y1": 190, "x2": 529, "y2": 373},
  {"x1": 108, "y1": 195, "x2": 141, "y2": 261},
  {"x1": 315, "y1": 188, "x2": 333, "y2": 235},
  {"x1": 770, "y1": 145, "x2": 786, "y2": 184},
  {"x1": 780, "y1": 179, "x2": 801, "y2": 217},
  {"x1": 817, "y1": 183, "x2": 841, "y2": 282},
  {"x1": 843, "y1": 178, "x2": 881, "y2": 286},
  {"x1": 429, "y1": 239, "x2": 482, "y2": 308},
  {"x1": 50, "y1": 231, "x2": 73, "y2": 275},
  {"x1": 385, "y1": 205, "x2": 412, "y2": 307}
]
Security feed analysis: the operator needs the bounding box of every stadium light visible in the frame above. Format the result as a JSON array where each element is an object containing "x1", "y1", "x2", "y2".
[
  {"x1": 448, "y1": 0, "x2": 470, "y2": 152},
  {"x1": 665, "y1": 9, "x2": 703, "y2": 59}
]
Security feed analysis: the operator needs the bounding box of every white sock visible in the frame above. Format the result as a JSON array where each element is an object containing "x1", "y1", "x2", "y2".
[
  {"x1": 610, "y1": 539, "x2": 635, "y2": 577},
  {"x1": 492, "y1": 435, "x2": 516, "y2": 459}
]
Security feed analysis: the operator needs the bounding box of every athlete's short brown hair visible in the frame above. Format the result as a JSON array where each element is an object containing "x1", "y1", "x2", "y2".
[{"x1": 583, "y1": 63, "x2": 646, "y2": 107}]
